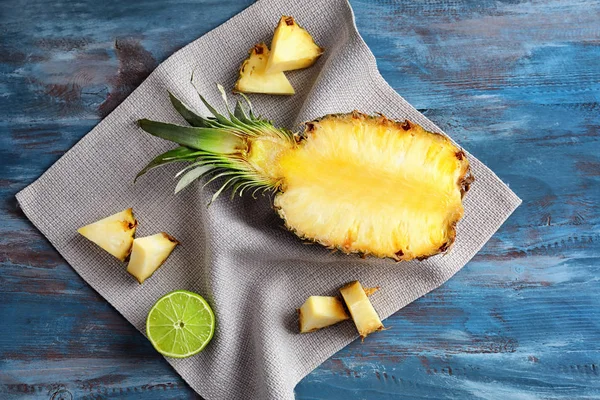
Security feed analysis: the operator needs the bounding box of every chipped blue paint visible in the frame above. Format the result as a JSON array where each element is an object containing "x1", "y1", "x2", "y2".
[{"x1": 1, "y1": 0, "x2": 598, "y2": 399}]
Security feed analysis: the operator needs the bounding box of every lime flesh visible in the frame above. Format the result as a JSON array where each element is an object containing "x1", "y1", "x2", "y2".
[{"x1": 146, "y1": 290, "x2": 215, "y2": 358}]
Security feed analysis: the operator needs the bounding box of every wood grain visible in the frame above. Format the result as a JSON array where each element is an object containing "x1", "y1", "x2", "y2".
[{"x1": 1, "y1": 0, "x2": 598, "y2": 399}]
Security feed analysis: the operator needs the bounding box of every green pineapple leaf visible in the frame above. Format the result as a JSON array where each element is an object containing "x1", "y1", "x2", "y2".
[{"x1": 135, "y1": 146, "x2": 202, "y2": 182}]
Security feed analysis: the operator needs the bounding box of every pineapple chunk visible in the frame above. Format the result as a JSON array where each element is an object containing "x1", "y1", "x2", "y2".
[
  {"x1": 266, "y1": 16, "x2": 323, "y2": 73},
  {"x1": 234, "y1": 43, "x2": 295, "y2": 95},
  {"x1": 340, "y1": 281, "x2": 384, "y2": 339},
  {"x1": 298, "y1": 287, "x2": 379, "y2": 333},
  {"x1": 77, "y1": 208, "x2": 137, "y2": 261},
  {"x1": 299, "y1": 296, "x2": 349, "y2": 333},
  {"x1": 126, "y1": 233, "x2": 179, "y2": 284}
]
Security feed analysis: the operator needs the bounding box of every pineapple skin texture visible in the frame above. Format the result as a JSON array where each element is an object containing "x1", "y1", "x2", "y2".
[
  {"x1": 234, "y1": 43, "x2": 295, "y2": 95},
  {"x1": 77, "y1": 208, "x2": 137, "y2": 261},
  {"x1": 265, "y1": 16, "x2": 324, "y2": 74},
  {"x1": 266, "y1": 112, "x2": 473, "y2": 261}
]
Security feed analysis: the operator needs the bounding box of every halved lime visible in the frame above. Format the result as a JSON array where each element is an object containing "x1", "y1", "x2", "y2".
[{"x1": 146, "y1": 290, "x2": 215, "y2": 358}]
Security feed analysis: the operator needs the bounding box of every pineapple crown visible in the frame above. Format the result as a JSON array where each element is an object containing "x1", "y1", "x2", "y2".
[{"x1": 136, "y1": 84, "x2": 294, "y2": 204}]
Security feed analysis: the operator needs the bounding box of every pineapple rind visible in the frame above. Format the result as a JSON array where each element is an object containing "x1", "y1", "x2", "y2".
[{"x1": 363, "y1": 286, "x2": 380, "y2": 297}]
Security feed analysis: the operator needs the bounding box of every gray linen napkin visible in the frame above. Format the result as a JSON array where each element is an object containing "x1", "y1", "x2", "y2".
[{"x1": 16, "y1": 0, "x2": 521, "y2": 398}]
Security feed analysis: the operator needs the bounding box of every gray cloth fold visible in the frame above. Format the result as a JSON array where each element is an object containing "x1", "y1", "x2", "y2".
[{"x1": 16, "y1": 0, "x2": 521, "y2": 399}]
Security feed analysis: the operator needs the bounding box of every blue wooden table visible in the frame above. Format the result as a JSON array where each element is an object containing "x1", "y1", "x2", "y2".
[{"x1": 1, "y1": 0, "x2": 599, "y2": 398}]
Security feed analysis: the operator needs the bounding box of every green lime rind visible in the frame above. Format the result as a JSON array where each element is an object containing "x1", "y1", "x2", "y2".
[{"x1": 146, "y1": 290, "x2": 215, "y2": 359}]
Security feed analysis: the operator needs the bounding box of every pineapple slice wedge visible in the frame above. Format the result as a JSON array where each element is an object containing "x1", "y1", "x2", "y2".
[
  {"x1": 77, "y1": 208, "x2": 137, "y2": 261},
  {"x1": 298, "y1": 287, "x2": 380, "y2": 333},
  {"x1": 266, "y1": 16, "x2": 323, "y2": 73},
  {"x1": 126, "y1": 233, "x2": 179, "y2": 284},
  {"x1": 234, "y1": 43, "x2": 295, "y2": 95},
  {"x1": 340, "y1": 281, "x2": 384, "y2": 339},
  {"x1": 299, "y1": 296, "x2": 349, "y2": 333}
]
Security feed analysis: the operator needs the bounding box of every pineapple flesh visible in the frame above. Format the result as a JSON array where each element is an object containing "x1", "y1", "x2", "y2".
[
  {"x1": 299, "y1": 296, "x2": 349, "y2": 333},
  {"x1": 340, "y1": 281, "x2": 383, "y2": 339},
  {"x1": 274, "y1": 113, "x2": 470, "y2": 260},
  {"x1": 77, "y1": 208, "x2": 137, "y2": 261},
  {"x1": 136, "y1": 88, "x2": 473, "y2": 261},
  {"x1": 298, "y1": 287, "x2": 379, "y2": 333},
  {"x1": 234, "y1": 43, "x2": 295, "y2": 95},
  {"x1": 266, "y1": 16, "x2": 323, "y2": 73},
  {"x1": 126, "y1": 233, "x2": 179, "y2": 284}
]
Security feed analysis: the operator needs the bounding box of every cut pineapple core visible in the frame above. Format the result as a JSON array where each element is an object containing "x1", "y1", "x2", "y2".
[
  {"x1": 340, "y1": 281, "x2": 383, "y2": 339},
  {"x1": 77, "y1": 208, "x2": 137, "y2": 261},
  {"x1": 266, "y1": 16, "x2": 323, "y2": 73},
  {"x1": 299, "y1": 296, "x2": 349, "y2": 333},
  {"x1": 234, "y1": 43, "x2": 295, "y2": 95},
  {"x1": 126, "y1": 233, "x2": 179, "y2": 284}
]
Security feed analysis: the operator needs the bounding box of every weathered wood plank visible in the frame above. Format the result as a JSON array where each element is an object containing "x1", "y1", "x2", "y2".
[{"x1": 1, "y1": 0, "x2": 598, "y2": 399}]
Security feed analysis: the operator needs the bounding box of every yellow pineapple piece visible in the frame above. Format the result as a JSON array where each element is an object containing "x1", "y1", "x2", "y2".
[
  {"x1": 298, "y1": 296, "x2": 349, "y2": 333},
  {"x1": 234, "y1": 43, "x2": 295, "y2": 95},
  {"x1": 126, "y1": 233, "x2": 179, "y2": 284},
  {"x1": 298, "y1": 287, "x2": 380, "y2": 333},
  {"x1": 266, "y1": 16, "x2": 323, "y2": 73},
  {"x1": 77, "y1": 208, "x2": 137, "y2": 261},
  {"x1": 340, "y1": 281, "x2": 383, "y2": 339}
]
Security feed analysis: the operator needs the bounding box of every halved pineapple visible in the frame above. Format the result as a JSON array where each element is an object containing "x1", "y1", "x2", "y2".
[
  {"x1": 274, "y1": 114, "x2": 471, "y2": 260},
  {"x1": 234, "y1": 43, "x2": 295, "y2": 95},
  {"x1": 126, "y1": 233, "x2": 179, "y2": 284},
  {"x1": 266, "y1": 16, "x2": 323, "y2": 73},
  {"x1": 299, "y1": 287, "x2": 380, "y2": 333},
  {"x1": 340, "y1": 281, "x2": 384, "y2": 339},
  {"x1": 137, "y1": 88, "x2": 473, "y2": 261},
  {"x1": 299, "y1": 296, "x2": 349, "y2": 333},
  {"x1": 77, "y1": 208, "x2": 137, "y2": 261}
]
